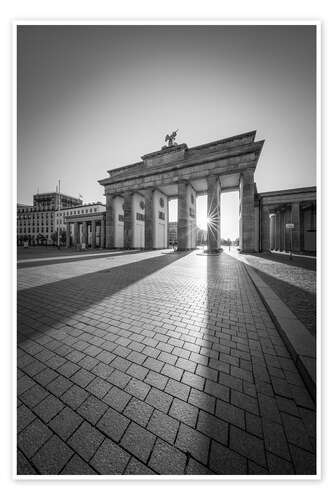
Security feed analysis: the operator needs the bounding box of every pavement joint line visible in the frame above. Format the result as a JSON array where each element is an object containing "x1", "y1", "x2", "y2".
[{"x1": 242, "y1": 262, "x2": 316, "y2": 401}]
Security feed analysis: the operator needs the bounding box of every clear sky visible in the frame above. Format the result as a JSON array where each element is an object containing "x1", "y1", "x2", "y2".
[{"x1": 17, "y1": 25, "x2": 316, "y2": 239}]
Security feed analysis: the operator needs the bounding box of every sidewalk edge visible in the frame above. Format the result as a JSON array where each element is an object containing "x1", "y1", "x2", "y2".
[{"x1": 243, "y1": 263, "x2": 316, "y2": 401}]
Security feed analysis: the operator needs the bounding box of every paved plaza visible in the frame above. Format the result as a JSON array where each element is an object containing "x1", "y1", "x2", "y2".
[{"x1": 17, "y1": 250, "x2": 316, "y2": 475}]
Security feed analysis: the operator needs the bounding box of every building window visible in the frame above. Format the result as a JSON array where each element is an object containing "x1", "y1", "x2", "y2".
[
  {"x1": 118, "y1": 214, "x2": 124, "y2": 222},
  {"x1": 158, "y1": 211, "x2": 165, "y2": 220},
  {"x1": 136, "y1": 213, "x2": 144, "y2": 221}
]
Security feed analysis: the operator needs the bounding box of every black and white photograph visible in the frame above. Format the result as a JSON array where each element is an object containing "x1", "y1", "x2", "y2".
[{"x1": 15, "y1": 22, "x2": 319, "y2": 477}]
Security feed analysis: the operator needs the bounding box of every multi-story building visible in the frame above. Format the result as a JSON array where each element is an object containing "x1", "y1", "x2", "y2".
[
  {"x1": 17, "y1": 205, "x2": 56, "y2": 246},
  {"x1": 17, "y1": 192, "x2": 104, "y2": 246},
  {"x1": 33, "y1": 192, "x2": 81, "y2": 211}
]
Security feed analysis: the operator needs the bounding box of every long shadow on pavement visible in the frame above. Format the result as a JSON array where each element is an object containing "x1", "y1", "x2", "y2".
[
  {"x1": 17, "y1": 251, "x2": 190, "y2": 343},
  {"x1": 242, "y1": 251, "x2": 316, "y2": 271},
  {"x1": 17, "y1": 250, "x2": 144, "y2": 269}
]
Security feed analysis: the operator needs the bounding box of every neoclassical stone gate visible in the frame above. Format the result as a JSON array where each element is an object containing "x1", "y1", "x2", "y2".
[{"x1": 99, "y1": 131, "x2": 264, "y2": 252}]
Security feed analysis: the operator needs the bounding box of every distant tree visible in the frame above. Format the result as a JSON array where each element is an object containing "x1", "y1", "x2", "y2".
[
  {"x1": 51, "y1": 232, "x2": 58, "y2": 245},
  {"x1": 233, "y1": 237, "x2": 239, "y2": 246},
  {"x1": 60, "y1": 230, "x2": 67, "y2": 245}
]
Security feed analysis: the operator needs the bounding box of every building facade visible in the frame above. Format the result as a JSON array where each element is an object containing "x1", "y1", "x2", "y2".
[
  {"x1": 33, "y1": 192, "x2": 81, "y2": 211},
  {"x1": 258, "y1": 187, "x2": 316, "y2": 253}
]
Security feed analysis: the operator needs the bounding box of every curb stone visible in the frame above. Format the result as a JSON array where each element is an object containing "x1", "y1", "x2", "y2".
[{"x1": 243, "y1": 263, "x2": 316, "y2": 401}]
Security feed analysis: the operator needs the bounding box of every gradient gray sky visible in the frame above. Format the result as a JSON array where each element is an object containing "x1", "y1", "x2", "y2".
[{"x1": 17, "y1": 25, "x2": 316, "y2": 237}]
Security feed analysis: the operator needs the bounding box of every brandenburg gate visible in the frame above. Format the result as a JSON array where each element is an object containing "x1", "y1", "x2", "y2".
[{"x1": 98, "y1": 131, "x2": 264, "y2": 253}]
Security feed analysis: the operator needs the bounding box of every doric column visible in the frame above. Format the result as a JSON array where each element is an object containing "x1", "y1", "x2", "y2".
[
  {"x1": 124, "y1": 192, "x2": 133, "y2": 249},
  {"x1": 178, "y1": 181, "x2": 190, "y2": 251},
  {"x1": 144, "y1": 188, "x2": 154, "y2": 250},
  {"x1": 207, "y1": 175, "x2": 221, "y2": 253},
  {"x1": 82, "y1": 221, "x2": 88, "y2": 247},
  {"x1": 100, "y1": 218, "x2": 105, "y2": 248},
  {"x1": 291, "y1": 202, "x2": 301, "y2": 251},
  {"x1": 261, "y1": 206, "x2": 270, "y2": 251},
  {"x1": 239, "y1": 169, "x2": 255, "y2": 252},
  {"x1": 285, "y1": 206, "x2": 291, "y2": 251},
  {"x1": 91, "y1": 220, "x2": 96, "y2": 249},
  {"x1": 275, "y1": 211, "x2": 281, "y2": 251},
  {"x1": 73, "y1": 222, "x2": 79, "y2": 246},
  {"x1": 105, "y1": 193, "x2": 114, "y2": 249},
  {"x1": 269, "y1": 214, "x2": 275, "y2": 250},
  {"x1": 280, "y1": 210, "x2": 286, "y2": 251},
  {"x1": 66, "y1": 222, "x2": 71, "y2": 248}
]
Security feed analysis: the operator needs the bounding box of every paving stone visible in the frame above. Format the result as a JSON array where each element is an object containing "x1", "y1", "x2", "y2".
[
  {"x1": 17, "y1": 450, "x2": 37, "y2": 475},
  {"x1": 17, "y1": 404, "x2": 36, "y2": 433},
  {"x1": 91, "y1": 362, "x2": 114, "y2": 380},
  {"x1": 57, "y1": 360, "x2": 81, "y2": 378},
  {"x1": 245, "y1": 412, "x2": 263, "y2": 438},
  {"x1": 61, "y1": 384, "x2": 89, "y2": 409},
  {"x1": 258, "y1": 393, "x2": 282, "y2": 423},
  {"x1": 148, "y1": 439, "x2": 187, "y2": 474},
  {"x1": 143, "y1": 357, "x2": 164, "y2": 373},
  {"x1": 77, "y1": 395, "x2": 108, "y2": 425},
  {"x1": 161, "y1": 363, "x2": 183, "y2": 381},
  {"x1": 125, "y1": 457, "x2": 156, "y2": 475},
  {"x1": 108, "y1": 369, "x2": 131, "y2": 389},
  {"x1": 267, "y1": 453, "x2": 295, "y2": 474},
  {"x1": 144, "y1": 370, "x2": 168, "y2": 390},
  {"x1": 169, "y1": 398, "x2": 198, "y2": 428},
  {"x1": 145, "y1": 387, "x2": 173, "y2": 413},
  {"x1": 215, "y1": 400, "x2": 245, "y2": 429},
  {"x1": 71, "y1": 368, "x2": 96, "y2": 388},
  {"x1": 231, "y1": 390, "x2": 259, "y2": 415},
  {"x1": 289, "y1": 445, "x2": 316, "y2": 475},
  {"x1": 19, "y1": 384, "x2": 49, "y2": 408},
  {"x1": 188, "y1": 388, "x2": 216, "y2": 414},
  {"x1": 17, "y1": 375, "x2": 35, "y2": 396},
  {"x1": 34, "y1": 394, "x2": 64, "y2": 423},
  {"x1": 121, "y1": 422, "x2": 156, "y2": 463},
  {"x1": 176, "y1": 357, "x2": 197, "y2": 373},
  {"x1": 181, "y1": 372, "x2": 205, "y2": 391},
  {"x1": 49, "y1": 406, "x2": 83, "y2": 440},
  {"x1": 123, "y1": 397, "x2": 153, "y2": 427},
  {"x1": 125, "y1": 378, "x2": 151, "y2": 400},
  {"x1": 17, "y1": 419, "x2": 53, "y2": 458},
  {"x1": 175, "y1": 423, "x2": 210, "y2": 464},
  {"x1": 31, "y1": 434, "x2": 74, "y2": 474},
  {"x1": 185, "y1": 458, "x2": 213, "y2": 475},
  {"x1": 103, "y1": 386, "x2": 132, "y2": 412},
  {"x1": 34, "y1": 367, "x2": 59, "y2": 386},
  {"x1": 68, "y1": 421, "x2": 104, "y2": 461},
  {"x1": 90, "y1": 438, "x2": 130, "y2": 474},
  {"x1": 86, "y1": 377, "x2": 112, "y2": 399},
  {"x1": 197, "y1": 410, "x2": 228, "y2": 445},
  {"x1": 47, "y1": 375, "x2": 73, "y2": 397},
  {"x1": 78, "y1": 355, "x2": 100, "y2": 371},
  {"x1": 127, "y1": 363, "x2": 149, "y2": 381},
  {"x1": 148, "y1": 409, "x2": 179, "y2": 443},
  {"x1": 205, "y1": 380, "x2": 229, "y2": 402},
  {"x1": 165, "y1": 379, "x2": 190, "y2": 401},
  {"x1": 229, "y1": 425, "x2": 267, "y2": 468},
  {"x1": 97, "y1": 407, "x2": 130, "y2": 442},
  {"x1": 262, "y1": 418, "x2": 291, "y2": 461},
  {"x1": 209, "y1": 440, "x2": 247, "y2": 474},
  {"x1": 281, "y1": 413, "x2": 314, "y2": 452},
  {"x1": 61, "y1": 454, "x2": 97, "y2": 475}
]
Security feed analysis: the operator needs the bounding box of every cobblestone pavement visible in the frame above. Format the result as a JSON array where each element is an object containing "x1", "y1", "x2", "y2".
[
  {"x1": 232, "y1": 250, "x2": 316, "y2": 337},
  {"x1": 17, "y1": 250, "x2": 316, "y2": 475}
]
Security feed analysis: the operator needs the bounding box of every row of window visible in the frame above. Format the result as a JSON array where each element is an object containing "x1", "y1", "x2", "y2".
[{"x1": 18, "y1": 228, "x2": 52, "y2": 234}]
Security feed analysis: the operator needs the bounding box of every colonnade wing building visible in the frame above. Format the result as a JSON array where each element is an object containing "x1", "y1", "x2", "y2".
[{"x1": 98, "y1": 131, "x2": 265, "y2": 253}]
